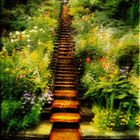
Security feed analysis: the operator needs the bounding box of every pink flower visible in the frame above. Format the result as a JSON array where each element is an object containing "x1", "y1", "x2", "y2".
[{"x1": 86, "y1": 57, "x2": 91, "y2": 63}]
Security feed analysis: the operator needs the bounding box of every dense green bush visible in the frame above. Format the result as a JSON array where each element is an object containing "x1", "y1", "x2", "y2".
[
  {"x1": 0, "y1": 0, "x2": 47, "y2": 34},
  {"x1": 69, "y1": 0, "x2": 139, "y2": 131},
  {"x1": 0, "y1": 0, "x2": 60, "y2": 132}
]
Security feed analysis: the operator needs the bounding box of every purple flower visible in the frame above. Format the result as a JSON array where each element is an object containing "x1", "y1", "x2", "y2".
[
  {"x1": 23, "y1": 92, "x2": 31, "y2": 97},
  {"x1": 44, "y1": 93, "x2": 49, "y2": 98}
]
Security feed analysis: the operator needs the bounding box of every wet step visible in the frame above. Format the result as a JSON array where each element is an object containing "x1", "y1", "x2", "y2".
[
  {"x1": 54, "y1": 51, "x2": 74, "y2": 55},
  {"x1": 50, "y1": 113, "x2": 81, "y2": 123},
  {"x1": 56, "y1": 62, "x2": 74, "y2": 65},
  {"x1": 55, "y1": 70, "x2": 77, "y2": 73},
  {"x1": 55, "y1": 73, "x2": 77, "y2": 77},
  {"x1": 56, "y1": 64, "x2": 77, "y2": 68},
  {"x1": 55, "y1": 42, "x2": 75, "y2": 45},
  {"x1": 58, "y1": 36, "x2": 72, "y2": 39},
  {"x1": 50, "y1": 128, "x2": 81, "y2": 140},
  {"x1": 57, "y1": 55, "x2": 74, "y2": 59},
  {"x1": 55, "y1": 72, "x2": 77, "y2": 76},
  {"x1": 58, "y1": 38, "x2": 72, "y2": 40},
  {"x1": 56, "y1": 67, "x2": 77, "y2": 70},
  {"x1": 55, "y1": 45, "x2": 74, "y2": 49},
  {"x1": 55, "y1": 77, "x2": 76, "y2": 81},
  {"x1": 58, "y1": 48, "x2": 74, "y2": 51},
  {"x1": 58, "y1": 35, "x2": 71, "y2": 38},
  {"x1": 55, "y1": 49, "x2": 74, "y2": 52},
  {"x1": 52, "y1": 100, "x2": 79, "y2": 109},
  {"x1": 57, "y1": 40, "x2": 74, "y2": 43},
  {"x1": 57, "y1": 60, "x2": 74, "y2": 63},
  {"x1": 53, "y1": 96, "x2": 77, "y2": 100},
  {"x1": 53, "y1": 90, "x2": 77, "y2": 100},
  {"x1": 59, "y1": 32, "x2": 71, "y2": 35},
  {"x1": 58, "y1": 29, "x2": 70, "y2": 32},
  {"x1": 53, "y1": 55, "x2": 74, "y2": 59},
  {"x1": 54, "y1": 84, "x2": 76, "y2": 88},
  {"x1": 55, "y1": 81, "x2": 77, "y2": 85},
  {"x1": 53, "y1": 50, "x2": 74, "y2": 54},
  {"x1": 58, "y1": 27, "x2": 70, "y2": 30},
  {"x1": 53, "y1": 90, "x2": 78, "y2": 97}
]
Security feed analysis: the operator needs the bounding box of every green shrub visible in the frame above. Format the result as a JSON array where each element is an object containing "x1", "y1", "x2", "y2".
[
  {"x1": 69, "y1": 0, "x2": 139, "y2": 131},
  {"x1": 0, "y1": 0, "x2": 60, "y2": 132},
  {"x1": 1, "y1": 100, "x2": 22, "y2": 122}
]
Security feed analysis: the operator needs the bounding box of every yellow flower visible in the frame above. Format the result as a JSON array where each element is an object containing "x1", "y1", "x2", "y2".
[
  {"x1": 121, "y1": 118, "x2": 127, "y2": 123},
  {"x1": 5, "y1": 68, "x2": 10, "y2": 72},
  {"x1": 31, "y1": 51, "x2": 39, "y2": 60},
  {"x1": 110, "y1": 123, "x2": 115, "y2": 126}
]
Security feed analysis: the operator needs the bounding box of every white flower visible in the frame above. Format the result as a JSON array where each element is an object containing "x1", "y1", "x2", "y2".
[
  {"x1": 11, "y1": 39, "x2": 14, "y2": 43},
  {"x1": 26, "y1": 35, "x2": 30, "y2": 38},
  {"x1": 27, "y1": 44, "x2": 32, "y2": 48},
  {"x1": 22, "y1": 31, "x2": 26, "y2": 34},
  {"x1": 27, "y1": 39, "x2": 31, "y2": 42},
  {"x1": 14, "y1": 39, "x2": 18, "y2": 42},
  {"x1": 38, "y1": 41, "x2": 42, "y2": 45},
  {"x1": 15, "y1": 31, "x2": 20, "y2": 35},
  {"x1": 39, "y1": 28, "x2": 43, "y2": 32},
  {"x1": 30, "y1": 29, "x2": 37, "y2": 33},
  {"x1": 34, "y1": 26, "x2": 38, "y2": 29},
  {"x1": 9, "y1": 32, "x2": 12, "y2": 36}
]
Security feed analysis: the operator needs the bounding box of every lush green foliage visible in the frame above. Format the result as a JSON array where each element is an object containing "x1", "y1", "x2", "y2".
[
  {"x1": 0, "y1": 0, "x2": 60, "y2": 132},
  {"x1": 69, "y1": 0, "x2": 139, "y2": 130}
]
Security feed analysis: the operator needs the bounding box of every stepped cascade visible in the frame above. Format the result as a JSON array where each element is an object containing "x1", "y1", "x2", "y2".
[{"x1": 49, "y1": 1, "x2": 81, "y2": 140}]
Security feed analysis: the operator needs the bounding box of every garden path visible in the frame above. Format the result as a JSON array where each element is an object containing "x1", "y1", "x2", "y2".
[{"x1": 49, "y1": 1, "x2": 81, "y2": 140}]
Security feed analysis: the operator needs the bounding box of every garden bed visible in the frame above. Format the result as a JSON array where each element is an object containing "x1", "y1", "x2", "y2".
[
  {"x1": 69, "y1": 0, "x2": 139, "y2": 133},
  {"x1": 0, "y1": 0, "x2": 60, "y2": 133}
]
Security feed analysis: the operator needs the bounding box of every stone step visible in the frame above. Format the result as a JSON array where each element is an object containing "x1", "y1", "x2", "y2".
[
  {"x1": 58, "y1": 35, "x2": 71, "y2": 38},
  {"x1": 54, "y1": 84, "x2": 76, "y2": 88},
  {"x1": 57, "y1": 61, "x2": 73, "y2": 65},
  {"x1": 52, "y1": 100, "x2": 79, "y2": 109},
  {"x1": 54, "y1": 42, "x2": 74, "y2": 45},
  {"x1": 58, "y1": 30, "x2": 70, "y2": 33},
  {"x1": 58, "y1": 48, "x2": 74, "y2": 51},
  {"x1": 55, "y1": 73, "x2": 77, "y2": 77},
  {"x1": 56, "y1": 69, "x2": 77, "y2": 72},
  {"x1": 55, "y1": 81, "x2": 77, "y2": 85},
  {"x1": 57, "y1": 55, "x2": 74, "y2": 59},
  {"x1": 53, "y1": 89, "x2": 77, "y2": 94},
  {"x1": 50, "y1": 128, "x2": 81, "y2": 140},
  {"x1": 56, "y1": 67, "x2": 78, "y2": 70},
  {"x1": 58, "y1": 40, "x2": 74, "y2": 43},
  {"x1": 53, "y1": 90, "x2": 78, "y2": 99},
  {"x1": 53, "y1": 51, "x2": 73, "y2": 55},
  {"x1": 55, "y1": 77, "x2": 76, "y2": 81},
  {"x1": 50, "y1": 113, "x2": 81, "y2": 123},
  {"x1": 58, "y1": 38, "x2": 72, "y2": 41},
  {"x1": 57, "y1": 59, "x2": 73, "y2": 62},
  {"x1": 56, "y1": 64, "x2": 77, "y2": 68},
  {"x1": 54, "y1": 45, "x2": 74, "y2": 50}
]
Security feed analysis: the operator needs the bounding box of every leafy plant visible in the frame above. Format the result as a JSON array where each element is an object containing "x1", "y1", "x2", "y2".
[
  {"x1": 69, "y1": 0, "x2": 139, "y2": 131},
  {"x1": 0, "y1": 0, "x2": 60, "y2": 132}
]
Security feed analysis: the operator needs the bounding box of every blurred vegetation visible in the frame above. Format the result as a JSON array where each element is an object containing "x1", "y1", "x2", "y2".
[
  {"x1": 69, "y1": 0, "x2": 139, "y2": 131},
  {"x1": 0, "y1": 0, "x2": 45, "y2": 36},
  {"x1": 0, "y1": 0, "x2": 60, "y2": 132},
  {"x1": 80, "y1": 0, "x2": 139, "y2": 27}
]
